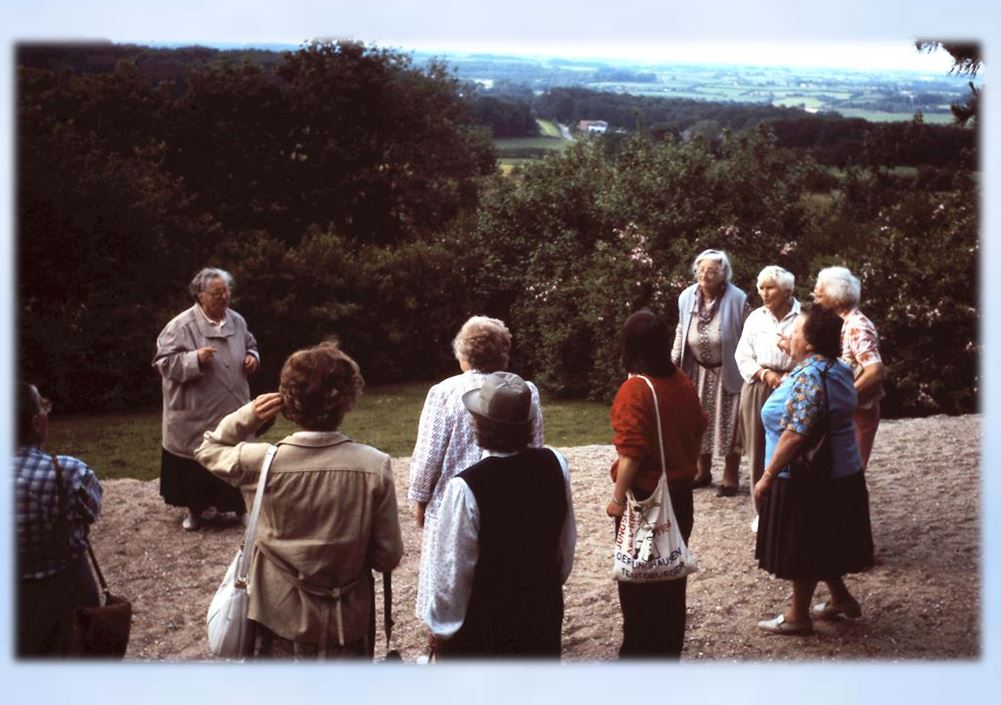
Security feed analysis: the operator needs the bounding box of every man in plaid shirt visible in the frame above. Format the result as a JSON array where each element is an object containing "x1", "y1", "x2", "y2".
[{"x1": 15, "y1": 382, "x2": 103, "y2": 657}]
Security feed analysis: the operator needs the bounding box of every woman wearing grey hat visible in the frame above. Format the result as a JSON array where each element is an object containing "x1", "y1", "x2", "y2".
[
  {"x1": 408, "y1": 316, "x2": 545, "y2": 625},
  {"x1": 421, "y1": 372, "x2": 576, "y2": 658}
]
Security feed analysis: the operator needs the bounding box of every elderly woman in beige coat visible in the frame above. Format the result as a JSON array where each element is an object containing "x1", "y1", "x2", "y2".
[
  {"x1": 196, "y1": 341, "x2": 403, "y2": 659},
  {"x1": 153, "y1": 267, "x2": 260, "y2": 531}
]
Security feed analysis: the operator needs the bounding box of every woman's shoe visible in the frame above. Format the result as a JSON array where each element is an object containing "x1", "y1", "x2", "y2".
[
  {"x1": 693, "y1": 474, "x2": 712, "y2": 488},
  {"x1": 182, "y1": 512, "x2": 201, "y2": 531},
  {"x1": 757, "y1": 614, "x2": 813, "y2": 635},
  {"x1": 716, "y1": 485, "x2": 738, "y2": 497},
  {"x1": 812, "y1": 600, "x2": 862, "y2": 620}
]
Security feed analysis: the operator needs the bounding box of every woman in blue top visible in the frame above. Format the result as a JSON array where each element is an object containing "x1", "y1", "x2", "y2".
[{"x1": 752, "y1": 305, "x2": 874, "y2": 635}]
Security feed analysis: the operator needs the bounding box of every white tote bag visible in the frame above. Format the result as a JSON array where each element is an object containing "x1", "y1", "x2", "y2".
[
  {"x1": 613, "y1": 376, "x2": 698, "y2": 582},
  {"x1": 207, "y1": 444, "x2": 279, "y2": 658}
]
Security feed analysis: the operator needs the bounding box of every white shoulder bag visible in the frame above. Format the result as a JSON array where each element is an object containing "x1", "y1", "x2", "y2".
[
  {"x1": 613, "y1": 375, "x2": 698, "y2": 582},
  {"x1": 206, "y1": 444, "x2": 279, "y2": 658}
]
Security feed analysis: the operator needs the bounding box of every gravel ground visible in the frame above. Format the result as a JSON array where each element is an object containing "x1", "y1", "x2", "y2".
[{"x1": 92, "y1": 413, "x2": 980, "y2": 662}]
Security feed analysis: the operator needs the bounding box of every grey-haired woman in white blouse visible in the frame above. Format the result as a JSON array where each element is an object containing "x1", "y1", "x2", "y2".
[
  {"x1": 408, "y1": 316, "x2": 544, "y2": 622},
  {"x1": 734, "y1": 265, "x2": 799, "y2": 519}
]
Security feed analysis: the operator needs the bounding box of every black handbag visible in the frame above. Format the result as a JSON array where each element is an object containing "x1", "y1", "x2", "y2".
[
  {"x1": 53, "y1": 455, "x2": 133, "y2": 658},
  {"x1": 69, "y1": 543, "x2": 133, "y2": 658}
]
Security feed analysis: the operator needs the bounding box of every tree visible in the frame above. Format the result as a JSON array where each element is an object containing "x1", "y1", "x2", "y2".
[{"x1": 916, "y1": 41, "x2": 981, "y2": 126}]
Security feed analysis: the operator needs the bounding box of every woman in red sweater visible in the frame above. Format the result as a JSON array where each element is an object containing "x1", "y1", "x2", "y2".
[{"x1": 606, "y1": 308, "x2": 708, "y2": 658}]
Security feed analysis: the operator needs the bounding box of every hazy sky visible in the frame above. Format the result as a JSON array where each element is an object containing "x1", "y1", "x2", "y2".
[{"x1": 388, "y1": 39, "x2": 962, "y2": 73}]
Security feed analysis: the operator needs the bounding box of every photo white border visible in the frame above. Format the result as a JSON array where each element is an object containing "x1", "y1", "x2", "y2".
[{"x1": 1, "y1": 2, "x2": 996, "y2": 703}]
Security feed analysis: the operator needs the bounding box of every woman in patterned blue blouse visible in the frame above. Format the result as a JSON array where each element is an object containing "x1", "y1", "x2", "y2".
[{"x1": 752, "y1": 305, "x2": 874, "y2": 635}]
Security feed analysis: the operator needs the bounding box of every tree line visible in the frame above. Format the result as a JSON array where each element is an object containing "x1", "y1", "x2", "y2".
[{"x1": 18, "y1": 41, "x2": 978, "y2": 418}]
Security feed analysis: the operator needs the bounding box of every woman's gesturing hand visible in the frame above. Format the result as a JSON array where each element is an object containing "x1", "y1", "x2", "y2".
[
  {"x1": 196, "y1": 346, "x2": 217, "y2": 366},
  {"x1": 244, "y1": 355, "x2": 260, "y2": 375},
  {"x1": 252, "y1": 392, "x2": 283, "y2": 422}
]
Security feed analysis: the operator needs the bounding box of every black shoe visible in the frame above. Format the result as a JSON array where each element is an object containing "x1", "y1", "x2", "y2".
[
  {"x1": 715, "y1": 485, "x2": 738, "y2": 497},
  {"x1": 693, "y1": 475, "x2": 712, "y2": 488}
]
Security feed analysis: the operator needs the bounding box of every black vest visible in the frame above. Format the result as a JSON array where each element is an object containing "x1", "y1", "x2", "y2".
[{"x1": 446, "y1": 447, "x2": 567, "y2": 657}]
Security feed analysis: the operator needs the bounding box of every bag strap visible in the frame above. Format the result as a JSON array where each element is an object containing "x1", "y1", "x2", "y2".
[
  {"x1": 383, "y1": 571, "x2": 394, "y2": 647},
  {"x1": 636, "y1": 376, "x2": 668, "y2": 480},
  {"x1": 52, "y1": 453, "x2": 108, "y2": 601},
  {"x1": 237, "y1": 444, "x2": 279, "y2": 584},
  {"x1": 51, "y1": 454, "x2": 71, "y2": 561}
]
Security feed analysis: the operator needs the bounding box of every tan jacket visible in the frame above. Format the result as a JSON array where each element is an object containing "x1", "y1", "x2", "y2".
[
  {"x1": 153, "y1": 304, "x2": 259, "y2": 458},
  {"x1": 195, "y1": 403, "x2": 403, "y2": 649}
]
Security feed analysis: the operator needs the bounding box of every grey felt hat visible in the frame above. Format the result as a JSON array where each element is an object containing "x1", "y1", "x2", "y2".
[{"x1": 462, "y1": 371, "x2": 535, "y2": 425}]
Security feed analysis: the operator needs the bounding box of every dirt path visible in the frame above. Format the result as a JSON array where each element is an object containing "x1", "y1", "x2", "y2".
[{"x1": 91, "y1": 413, "x2": 980, "y2": 661}]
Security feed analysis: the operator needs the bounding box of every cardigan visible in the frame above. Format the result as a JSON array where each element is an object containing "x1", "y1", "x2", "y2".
[{"x1": 674, "y1": 282, "x2": 748, "y2": 395}]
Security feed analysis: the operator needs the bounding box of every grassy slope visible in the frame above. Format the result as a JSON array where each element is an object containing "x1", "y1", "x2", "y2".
[{"x1": 47, "y1": 382, "x2": 613, "y2": 482}]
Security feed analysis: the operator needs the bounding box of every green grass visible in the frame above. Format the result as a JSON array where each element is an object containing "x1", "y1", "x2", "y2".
[
  {"x1": 46, "y1": 382, "x2": 613, "y2": 482},
  {"x1": 535, "y1": 119, "x2": 561, "y2": 138},
  {"x1": 493, "y1": 136, "x2": 568, "y2": 152}
]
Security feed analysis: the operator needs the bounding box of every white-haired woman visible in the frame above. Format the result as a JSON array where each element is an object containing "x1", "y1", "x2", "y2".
[
  {"x1": 735, "y1": 266, "x2": 800, "y2": 520},
  {"x1": 672, "y1": 249, "x2": 750, "y2": 496},
  {"x1": 153, "y1": 267, "x2": 260, "y2": 531},
  {"x1": 812, "y1": 267, "x2": 885, "y2": 469},
  {"x1": 409, "y1": 316, "x2": 544, "y2": 622}
]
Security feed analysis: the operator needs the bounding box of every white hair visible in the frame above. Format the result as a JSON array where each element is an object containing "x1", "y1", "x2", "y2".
[
  {"x1": 189, "y1": 267, "x2": 234, "y2": 300},
  {"x1": 757, "y1": 265, "x2": 795, "y2": 294},
  {"x1": 815, "y1": 266, "x2": 861, "y2": 307},
  {"x1": 452, "y1": 315, "x2": 512, "y2": 371},
  {"x1": 691, "y1": 249, "x2": 732, "y2": 282}
]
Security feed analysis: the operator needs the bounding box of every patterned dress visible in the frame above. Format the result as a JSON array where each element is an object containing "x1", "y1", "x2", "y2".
[
  {"x1": 678, "y1": 299, "x2": 750, "y2": 457},
  {"x1": 408, "y1": 371, "x2": 544, "y2": 619}
]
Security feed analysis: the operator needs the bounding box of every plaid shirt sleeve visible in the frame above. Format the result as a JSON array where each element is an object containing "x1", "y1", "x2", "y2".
[
  {"x1": 58, "y1": 454, "x2": 103, "y2": 526},
  {"x1": 16, "y1": 448, "x2": 102, "y2": 579}
]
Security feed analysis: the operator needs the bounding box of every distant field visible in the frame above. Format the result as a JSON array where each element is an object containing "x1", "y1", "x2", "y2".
[
  {"x1": 494, "y1": 135, "x2": 568, "y2": 152},
  {"x1": 834, "y1": 108, "x2": 955, "y2": 124},
  {"x1": 535, "y1": 118, "x2": 562, "y2": 138},
  {"x1": 773, "y1": 96, "x2": 825, "y2": 109},
  {"x1": 47, "y1": 381, "x2": 613, "y2": 482}
]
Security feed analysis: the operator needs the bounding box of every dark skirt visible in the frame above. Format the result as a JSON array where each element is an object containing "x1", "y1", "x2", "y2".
[
  {"x1": 158, "y1": 448, "x2": 246, "y2": 514},
  {"x1": 755, "y1": 470, "x2": 874, "y2": 581}
]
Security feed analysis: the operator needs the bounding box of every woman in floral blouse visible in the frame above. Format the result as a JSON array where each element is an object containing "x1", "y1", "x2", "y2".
[
  {"x1": 752, "y1": 305, "x2": 874, "y2": 635},
  {"x1": 408, "y1": 316, "x2": 544, "y2": 623},
  {"x1": 811, "y1": 266, "x2": 886, "y2": 469}
]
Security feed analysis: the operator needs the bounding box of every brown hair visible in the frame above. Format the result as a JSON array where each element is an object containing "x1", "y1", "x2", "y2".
[
  {"x1": 621, "y1": 308, "x2": 675, "y2": 377},
  {"x1": 801, "y1": 304, "x2": 843, "y2": 360},
  {"x1": 279, "y1": 341, "x2": 364, "y2": 431},
  {"x1": 471, "y1": 413, "x2": 532, "y2": 454}
]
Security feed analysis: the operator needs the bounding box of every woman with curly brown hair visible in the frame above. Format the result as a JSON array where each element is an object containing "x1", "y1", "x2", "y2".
[
  {"x1": 408, "y1": 316, "x2": 544, "y2": 623},
  {"x1": 196, "y1": 341, "x2": 403, "y2": 659}
]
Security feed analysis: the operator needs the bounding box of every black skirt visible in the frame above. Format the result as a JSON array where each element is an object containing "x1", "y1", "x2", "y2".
[
  {"x1": 158, "y1": 448, "x2": 246, "y2": 514},
  {"x1": 755, "y1": 470, "x2": 874, "y2": 581}
]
